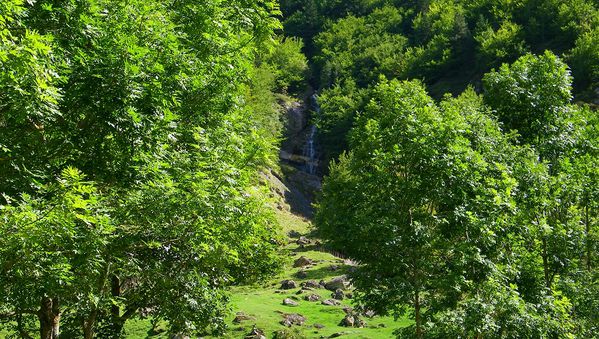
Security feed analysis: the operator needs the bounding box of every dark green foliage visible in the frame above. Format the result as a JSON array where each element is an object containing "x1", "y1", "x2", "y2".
[
  {"x1": 474, "y1": 19, "x2": 528, "y2": 68},
  {"x1": 569, "y1": 27, "x2": 599, "y2": 91},
  {"x1": 1, "y1": 0, "x2": 289, "y2": 337},
  {"x1": 262, "y1": 37, "x2": 310, "y2": 94},
  {"x1": 483, "y1": 51, "x2": 573, "y2": 152},
  {"x1": 316, "y1": 54, "x2": 598, "y2": 337},
  {"x1": 318, "y1": 78, "x2": 537, "y2": 337},
  {"x1": 315, "y1": 6, "x2": 410, "y2": 86},
  {"x1": 283, "y1": 0, "x2": 599, "y2": 162},
  {"x1": 280, "y1": 0, "x2": 381, "y2": 56},
  {"x1": 315, "y1": 80, "x2": 367, "y2": 162},
  {"x1": 2, "y1": 0, "x2": 599, "y2": 338}
]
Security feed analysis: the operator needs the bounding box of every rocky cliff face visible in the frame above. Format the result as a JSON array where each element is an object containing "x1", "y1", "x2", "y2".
[
  {"x1": 262, "y1": 92, "x2": 322, "y2": 218},
  {"x1": 280, "y1": 91, "x2": 321, "y2": 176}
]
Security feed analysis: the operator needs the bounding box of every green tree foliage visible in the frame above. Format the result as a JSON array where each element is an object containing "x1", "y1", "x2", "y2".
[
  {"x1": 0, "y1": 168, "x2": 112, "y2": 338},
  {"x1": 406, "y1": 0, "x2": 470, "y2": 79},
  {"x1": 282, "y1": 0, "x2": 599, "y2": 163},
  {"x1": 474, "y1": 20, "x2": 528, "y2": 68},
  {"x1": 317, "y1": 54, "x2": 597, "y2": 337},
  {"x1": 317, "y1": 78, "x2": 569, "y2": 338},
  {"x1": 315, "y1": 80, "x2": 367, "y2": 161},
  {"x1": 483, "y1": 52, "x2": 576, "y2": 156},
  {"x1": 569, "y1": 27, "x2": 599, "y2": 91},
  {"x1": 484, "y1": 53, "x2": 599, "y2": 336},
  {"x1": 315, "y1": 6, "x2": 409, "y2": 86},
  {"x1": 283, "y1": 0, "x2": 599, "y2": 94},
  {"x1": 280, "y1": 0, "x2": 380, "y2": 56},
  {"x1": 262, "y1": 37, "x2": 309, "y2": 94},
  {"x1": 1, "y1": 0, "x2": 288, "y2": 337}
]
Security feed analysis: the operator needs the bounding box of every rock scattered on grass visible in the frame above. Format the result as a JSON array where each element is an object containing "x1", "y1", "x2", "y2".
[
  {"x1": 324, "y1": 276, "x2": 350, "y2": 291},
  {"x1": 304, "y1": 293, "x2": 321, "y2": 302},
  {"x1": 332, "y1": 289, "x2": 344, "y2": 300},
  {"x1": 283, "y1": 298, "x2": 299, "y2": 306},
  {"x1": 280, "y1": 279, "x2": 298, "y2": 290},
  {"x1": 329, "y1": 332, "x2": 349, "y2": 338},
  {"x1": 293, "y1": 256, "x2": 313, "y2": 268},
  {"x1": 280, "y1": 313, "x2": 306, "y2": 327},
  {"x1": 321, "y1": 299, "x2": 341, "y2": 306},
  {"x1": 314, "y1": 324, "x2": 325, "y2": 329},
  {"x1": 339, "y1": 309, "x2": 367, "y2": 328},
  {"x1": 233, "y1": 312, "x2": 255, "y2": 324},
  {"x1": 295, "y1": 270, "x2": 308, "y2": 279},
  {"x1": 296, "y1": 236, "x2": 311, "y2": 245},
  {"x1": 339, "y1": 314, "x2": 355, "y2": 328},
  {"x1": 288, "y1": 230, "x2": 302, "y2": 238},
  {"x1": 245, "y1": 325, "x2": 266, "y2": 339},
  {"x1": 302, "y1": 280, "x2": 320, "y2": 289}
]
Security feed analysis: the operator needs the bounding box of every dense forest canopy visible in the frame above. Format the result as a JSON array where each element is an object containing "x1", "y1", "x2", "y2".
[
  {"x1": 283, "y1": 0, "x2": 598, "y2": 337},
  {"x1": 280, "y1": 0, "x2": 599, "y2": 162},
  {"x1": 1, "y1": 0, "x2": 598, "y2": 338}
]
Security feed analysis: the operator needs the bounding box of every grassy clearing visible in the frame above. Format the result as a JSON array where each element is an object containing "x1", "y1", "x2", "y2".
[
  {"x1": 1, "y1": 207, "x2": 409, "y2": 339},
  {"x1": 222, "y1": 242, "x2": 412, "y2": 338},
  {"x1": 124, "y1": 209, "x2": 411, "y2": 338}
]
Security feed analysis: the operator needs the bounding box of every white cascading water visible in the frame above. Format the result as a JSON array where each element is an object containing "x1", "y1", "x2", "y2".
[{"x1": 303, "y1": 94, "x2": 319, "y2": 175}]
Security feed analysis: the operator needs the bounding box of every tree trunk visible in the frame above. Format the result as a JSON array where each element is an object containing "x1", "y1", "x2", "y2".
[
  {"x1": 110, "y1": 275, "x2": 124, "y2": 336},
  {"x1": 38, "y1": 297, "x2": 60, "y2": 339},
  {"x1": 83, "y1": 309, "x2": 97, "y2": 339},
  {"x1": 83, "y1": 262, "x2": 111, "y2": 339},
  {"x1": 415, "y1": 290, "x2": 423, "y2": 339}
]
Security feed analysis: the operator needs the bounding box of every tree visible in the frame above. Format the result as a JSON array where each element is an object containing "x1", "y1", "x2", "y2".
[
  {"x1": 483, "y1": 51, "x2": 575, "y2": 161},
  {"x1": 1, "y1": 0, "x2": 285, "y2": 337},
  {"x1": 0, "y1": 168, "x2": 112, "y2": 339},
  {"x1": 474, "y1": 20, "x2": 528, "y2": 68},
  {"x1": 569, "y1": 27, "x2": 599, "y2": 92},
  {"x1": 317, "y1": 79, "x2": 538, "y2": 338},
  {"x1": 262, "y1": 37, "x2": 309, "y2": 94},
  {"x1": 315, "y1": 6, "x2": 409, "y2": 86},
  {"x1": 484, "y1": 52, "x2": 598, "y2": 335},
  {"x1": 315, "y1": 79, "x2": 366, "y2": 162}
]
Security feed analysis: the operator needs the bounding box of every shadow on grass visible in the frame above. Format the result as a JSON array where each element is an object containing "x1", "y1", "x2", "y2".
[
  {"x1": 294, "y1": 265, "x2": 351, "y2": 281},
  {"x1": 292, "y1": 244, "x2": 322, "y2": 253}
]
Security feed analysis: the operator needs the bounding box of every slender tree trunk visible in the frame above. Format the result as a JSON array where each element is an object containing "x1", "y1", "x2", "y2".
[
  {"x1": 83, "y1": 262, "x2": 111, "y2": 339},
  {"x1": 38, "y1": 297, "x2": 60, "y2": 339},
  {"x1": 110, "y1": 275, "x2": 125, "y2": 335},
  {"x1": 83, "y1": 309, "x2": 97, "y2": 339},
  {"x1": 415, "y1": 290, "x2": 423, "y2": 339}
]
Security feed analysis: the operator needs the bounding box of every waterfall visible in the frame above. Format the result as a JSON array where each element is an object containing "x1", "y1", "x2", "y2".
[{"x1": 303, "y1": 94, "x2": 319, "y2": 175}]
